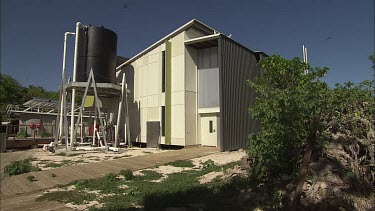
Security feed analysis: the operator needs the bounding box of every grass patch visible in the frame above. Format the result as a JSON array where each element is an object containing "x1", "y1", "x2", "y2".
[
  {"x1": 55, "y1": 152, "x2": 85, "y2": 157},
  {"x1": 134, "y1": 170, "x2": 163, "y2": 181},
  {"x1": 55, "y1": 152, "x2": 67, "y2": 156},
  {"x1": 38, "y1": 161, "x2": 244, "y2": 210},
  {"x1": 74, "y1": 159, "x2": 86, "y2": 164},
  {"x1": 89, "y1": 158, "x2": 101, "y2": 161},
  {"x1": 36, "y1": 191, "x2": 96, "y2": 205},
  {"x1": 165, "y1": 160, "x2": 194, "y2": 168},
  {"x1": 44, "y1": 160, "x2": 72, "y2": 168}
]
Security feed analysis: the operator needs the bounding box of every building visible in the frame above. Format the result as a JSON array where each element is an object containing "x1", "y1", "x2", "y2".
[{"x1": 115, "y1": 19, "x2": 266, "y2": 151}]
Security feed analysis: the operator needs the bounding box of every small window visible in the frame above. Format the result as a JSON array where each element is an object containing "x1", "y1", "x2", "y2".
[
  {"x1": 209, "y1": 120, "x2": 213, "y2": 133},
  {"x1": 162, "y1": 51, "x2": 166, "y2": 93},
  {"x1": 161, "y1": 106, "x2": 165, "y2": 136}
]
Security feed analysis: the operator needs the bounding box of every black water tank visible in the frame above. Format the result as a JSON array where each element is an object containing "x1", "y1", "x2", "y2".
[{"x1": 76, "y1": 26, "x2": 117, "y2": 83}]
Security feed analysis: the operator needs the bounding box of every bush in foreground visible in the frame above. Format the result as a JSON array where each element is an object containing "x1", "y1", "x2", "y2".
[{"x1": 4, "y1": 158, "x2": 41, "y2": 176}]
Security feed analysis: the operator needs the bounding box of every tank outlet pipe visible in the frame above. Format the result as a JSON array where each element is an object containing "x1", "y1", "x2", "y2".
[
  {"x1": 61, "y1": 32, "x2": 75, "y2": 150},
  {"x1": 70, "y1": 22, "x2": 82, "y2": 150}
]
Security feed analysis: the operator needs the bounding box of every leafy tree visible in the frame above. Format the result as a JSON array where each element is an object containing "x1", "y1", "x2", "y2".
[
  {"x1": 247, "y1": 55, "x2": 375, "y2": 208},
  {"x1": 0, "y1": 74, "x2": 26, "y2": 122},
  {"x1": 247, "y1": 55, "x2": 330, "y2": 184},
  {"x1": 0, "y1": 73, "x2": 59, "y2": 122}
]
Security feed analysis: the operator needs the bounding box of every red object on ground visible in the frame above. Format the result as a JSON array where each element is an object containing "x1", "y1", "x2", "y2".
[
  {"x1": 29, "y1": 123, "x2": 35, "y2": 130},
  {"x1": 89, "y1": 124, "x2": 94, "y2": 136},
  {"x1": 89, "y1": 124, "x2": 99, "y2": 136}
]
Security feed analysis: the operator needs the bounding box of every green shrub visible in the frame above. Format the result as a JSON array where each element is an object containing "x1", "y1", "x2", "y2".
[
  {"x1": 105, "y1": 173, "x2": 118, "y2": 181},
  {"x1": 16, "y1": 128, "x2": 28, "y2": 138},
  {"x1": 120, "y1": 169, "x2": 134, "y2": 180},
  {"x1": 201, "y1": 159, "x2": 216, "y2": 170},
  {"x1": 4, "y1": 158, "x2": 40, "y2": 176}
]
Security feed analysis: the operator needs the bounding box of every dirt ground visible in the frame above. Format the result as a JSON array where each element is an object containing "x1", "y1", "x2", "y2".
[
  {"x1": 25, "y1": 146, "x2": 166, "y2": 170},
  {"x1": 40, "y1": 149, "x2": 247, "y2": 210}
]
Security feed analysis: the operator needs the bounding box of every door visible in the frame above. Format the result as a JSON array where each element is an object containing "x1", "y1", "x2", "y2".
[{"x1": 200, "y1": 115, "x2": 217, "y2": 147}]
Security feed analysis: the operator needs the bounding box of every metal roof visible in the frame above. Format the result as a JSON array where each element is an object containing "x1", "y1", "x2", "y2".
[{"x1": 23, "y1": 98, "x2": 65, "y2": 110}]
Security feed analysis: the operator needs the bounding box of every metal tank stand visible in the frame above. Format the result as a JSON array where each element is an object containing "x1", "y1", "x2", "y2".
[
  {"x1": 68, "y1": 69, "x2": 131, "y2": 152},
  {"x1": 72, "y1": 68, "x2": 108, "y2": 151},
  {"x1": 114, "y1": 73, "x2": 131, "y2": 148}
]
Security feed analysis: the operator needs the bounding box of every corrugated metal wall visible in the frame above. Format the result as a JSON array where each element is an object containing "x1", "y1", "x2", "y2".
[{"x1": 218, "y1": 36, "x2": 261, "y2": 151}]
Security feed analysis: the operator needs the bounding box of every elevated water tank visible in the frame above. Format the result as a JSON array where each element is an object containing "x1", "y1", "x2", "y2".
[{"x1": 76, "y1": 26, "x2": 117, "y2": 83}]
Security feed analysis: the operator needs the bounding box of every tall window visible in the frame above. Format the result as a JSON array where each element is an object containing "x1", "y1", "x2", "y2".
[
  {"x1": 162, "y1": 50, "x2": 166, "y2": 93},
  {"x1": 161, "y1": 106, "x2": 165, "y2": 136}
]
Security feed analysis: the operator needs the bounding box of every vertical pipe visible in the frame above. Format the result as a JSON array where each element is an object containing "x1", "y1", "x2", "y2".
[
  {"x1": 302, "y1": 45, "x2": 305, "y2": 62},
  {"x1": 61, "y1": 32, "x2": 75, "y2": 151},
  {"x1": 93, "y1": 111, "x2": 97, "y2": 146},
  {"x1": 70, "y1": 22, "x2": 81, "y2": 150},
  {"x1": 115, "y1": 73, "x2": 126, "y2": 147},
  {"x1": 81, "y1": 114, "x2": 83, "y2": 142}
]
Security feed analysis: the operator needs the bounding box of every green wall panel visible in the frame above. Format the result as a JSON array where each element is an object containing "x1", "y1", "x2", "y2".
[{"x1": 165, "y1": 41, "x2": 172, "y2": 144}]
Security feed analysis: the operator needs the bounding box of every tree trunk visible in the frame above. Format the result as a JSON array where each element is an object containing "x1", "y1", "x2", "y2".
[{"x1": 291, "y1": 117, "x2": 318, "y2": 210}]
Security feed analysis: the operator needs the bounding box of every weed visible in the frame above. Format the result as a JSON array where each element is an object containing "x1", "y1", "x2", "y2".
[
  {"x1": 166, "y1": 160, "x2": 195, "y2": 168},
  {"x1": 120, "y1": 169, "x2": 134, "y2": 180},
  {"x1": 113, "y1": 155, "x2": 132, "y2": 159},
  {"x1": 201, "y1": 159, "x2": 216, "y2": 170},
  {"x1": 26, "y1": 175, "x2": 36, "y2": 182},
  {"x1": 4, "y1": 158, "x2": 41, "y2": 176}
]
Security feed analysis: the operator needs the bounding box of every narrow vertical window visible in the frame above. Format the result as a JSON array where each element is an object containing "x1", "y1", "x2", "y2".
[
  {"x1": 161, "y1": 106, "x2": 165, "y2": 136},
  {"x1": 162, "y1": 50, "x2": 166, "y2": 93},
  {"x1": 209, "y1": 120, "x2": 213, "y2": 133}
]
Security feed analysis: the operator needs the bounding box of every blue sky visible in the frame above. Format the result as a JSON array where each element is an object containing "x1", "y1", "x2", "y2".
[{"x1": 1, "y1": 0, "x2": 374, "y2": 91}]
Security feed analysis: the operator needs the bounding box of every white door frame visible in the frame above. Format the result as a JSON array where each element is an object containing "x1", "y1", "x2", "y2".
[{"x1": 200, "y1": 113, "x2": 218, "y2": 147}]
